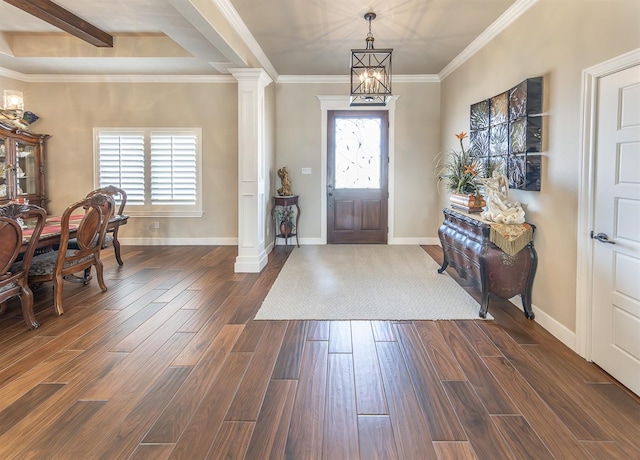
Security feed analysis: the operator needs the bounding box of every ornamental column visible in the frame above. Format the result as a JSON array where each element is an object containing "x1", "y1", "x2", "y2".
[{"x1": 231, "y1": 68, "x2": 272, "y2": 273}]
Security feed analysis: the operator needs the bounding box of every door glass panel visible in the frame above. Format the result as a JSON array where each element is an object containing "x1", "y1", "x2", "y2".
[
  {"x1": 16, "y1": 140, "x2": 36, "y2": 196},
  {"x1": 334, "y1": 117, "x2": 381, "y2": 189}
]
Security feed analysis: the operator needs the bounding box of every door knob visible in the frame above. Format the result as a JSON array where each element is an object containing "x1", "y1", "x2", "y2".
[{"x1": 592, "y1": 232, "x2": 616, "y2": 244}]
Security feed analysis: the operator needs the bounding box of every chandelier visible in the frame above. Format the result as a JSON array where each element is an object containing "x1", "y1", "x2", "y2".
[{"x1": 350, "y1": 12, "x2": 393, "y2": 106}]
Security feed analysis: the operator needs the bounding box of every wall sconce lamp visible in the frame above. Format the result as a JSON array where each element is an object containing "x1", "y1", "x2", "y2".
[{"x1": 1, "y1": 90, "x2": 39, "y2": 129}]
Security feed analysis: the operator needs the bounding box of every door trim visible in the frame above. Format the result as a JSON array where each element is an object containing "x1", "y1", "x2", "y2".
[
  {"x1": 576, "y1": 48, "x2": 640, "y2": 359},
  {"x1": 317, "y1": 95, "x2": 398, "y2": 244}
]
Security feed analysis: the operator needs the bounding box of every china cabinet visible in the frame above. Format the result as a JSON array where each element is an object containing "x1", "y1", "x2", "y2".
[{"x1": 0, "y1": 121, "x2": 49, "y2": 210}]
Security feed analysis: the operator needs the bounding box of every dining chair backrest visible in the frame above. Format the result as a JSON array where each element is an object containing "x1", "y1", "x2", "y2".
[
  {"x1": 0, "y1": 203, "x2": 47, "y2": 329},
  {"x1": 57, "y1": 193, "x2": 115, "y2": 263},
  {"x1": 28, "y1": 193, "x2": 114, "y2": 316},
  {"x1": 87, "y1": 185, "x2": 126, "y2": 217},
  {"x1": 85, "y1": 185, "x2": 128, "y2": 266}
]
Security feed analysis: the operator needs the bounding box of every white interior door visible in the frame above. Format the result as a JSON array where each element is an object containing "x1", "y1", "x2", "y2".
[{"x1": 591, "y1": 64, "x2": 640, "y2": 396}]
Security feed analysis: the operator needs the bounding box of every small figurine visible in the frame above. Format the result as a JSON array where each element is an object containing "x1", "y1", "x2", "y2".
[
  {"x1": 277, "y1": 166, "x2": 292, "y2": 196},
  {"x1": 480, "y1": 171, "x2": 526, "y2": 224}
]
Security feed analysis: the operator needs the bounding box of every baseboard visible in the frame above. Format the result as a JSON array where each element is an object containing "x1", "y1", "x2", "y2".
[
  {"x1": 119, "y1": 237, "x2": 238, "y2": 245},
  {"x1": 509, "y1": 296, "x2": 576, "y2": 350},
  {"x1": 388, "y1": 237, "x2": 440, "y2": 245}
]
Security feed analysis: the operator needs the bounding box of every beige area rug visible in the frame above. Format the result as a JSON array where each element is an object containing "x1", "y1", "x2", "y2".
[{"x1": 255, "y1": 245, "x2": 490, "y2": 321}]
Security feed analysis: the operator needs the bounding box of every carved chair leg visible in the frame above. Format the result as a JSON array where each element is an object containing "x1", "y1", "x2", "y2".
[
  {"x1": 113, "y1": 235, "x2": 123, "y2": 266},
  {"x1": 53, "y1": 273, "x2": 65, "y2": 316},
  {"x1": 19, "y1": 286, "x2": 39, "y2": 329},
  {"x1": 95, "y1": 260, "x2": 108, "y2": 292}
]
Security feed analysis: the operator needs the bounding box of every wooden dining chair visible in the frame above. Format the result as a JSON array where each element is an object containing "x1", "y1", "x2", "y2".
[
  {"x1": 0, "y1": 203, "x2": 46, "y2": 329},
  {"x1": 86, "y1": 185, "x2": 127, "y2": 265},
  {"x1": 28, "y1": 193, "x2": 115, "y2": 316}
]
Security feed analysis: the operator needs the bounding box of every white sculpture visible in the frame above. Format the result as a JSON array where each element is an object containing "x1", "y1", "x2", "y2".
[{"x1": 480, "y1": 172, "x2": 526, "y2": 224}]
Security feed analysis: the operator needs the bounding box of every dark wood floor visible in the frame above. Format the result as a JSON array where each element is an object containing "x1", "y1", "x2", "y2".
[{"x1": 0, "y1": 245, "x2": 638, "y2": 459}]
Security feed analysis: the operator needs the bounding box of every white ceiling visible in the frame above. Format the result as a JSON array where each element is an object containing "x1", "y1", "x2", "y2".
[{"x1": 0, "y1": 0, "x2": 522, "y2": 80}]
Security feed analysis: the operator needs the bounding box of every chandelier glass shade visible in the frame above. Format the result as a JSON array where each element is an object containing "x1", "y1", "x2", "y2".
[{"x1": 350, "y1": 12, "x2": 392, "y2": 107}]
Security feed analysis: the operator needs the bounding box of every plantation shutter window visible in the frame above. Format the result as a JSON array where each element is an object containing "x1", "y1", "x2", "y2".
[
  {"x1": 97, "y1": 132, "x2": 145, "y2": 205},
  {"x1": 150, "y1": 133, "x2": 197, "y2": 205},
  {"x1": 95, "y1": 128, "x2": 202, "y2": 217}
]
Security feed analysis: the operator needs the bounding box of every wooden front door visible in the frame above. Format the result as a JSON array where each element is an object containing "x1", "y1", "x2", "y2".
[{"x1": 327, "y1": 110, "x2": 388, "y2": 244}]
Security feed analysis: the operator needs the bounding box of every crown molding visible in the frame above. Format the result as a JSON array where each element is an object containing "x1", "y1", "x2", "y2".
[
  {"x1": 439, "y1": 0, "x2": 539, "y2": 80},
  {"x1": 277, "y1": 74, "x2": 439, "y2": 84},
  {"x1": 0, "y1": 68, "x2": 236, "y2": 83}
]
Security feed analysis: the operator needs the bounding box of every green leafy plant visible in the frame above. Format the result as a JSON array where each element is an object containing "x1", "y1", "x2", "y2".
[
  {"x1": 272, "y1": 205, "x2": 295, "y2": 224},
  {"x1": 435, "y1": 131, "x2": 486, "y2": 196}
]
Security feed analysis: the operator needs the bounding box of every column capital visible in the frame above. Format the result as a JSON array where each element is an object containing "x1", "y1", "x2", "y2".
[{"x1": 229, "y1": 68, "x2": 272, "y2": 87}]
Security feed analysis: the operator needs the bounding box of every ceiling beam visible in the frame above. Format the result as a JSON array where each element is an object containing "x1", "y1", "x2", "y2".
[{"x1": 2, "y1": 0, "x2": 113, "y2": 47}]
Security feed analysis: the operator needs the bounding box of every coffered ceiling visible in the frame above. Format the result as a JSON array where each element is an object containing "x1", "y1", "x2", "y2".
[{"x1": 0, "y1": 0, "x2": 524, "y2": 80}]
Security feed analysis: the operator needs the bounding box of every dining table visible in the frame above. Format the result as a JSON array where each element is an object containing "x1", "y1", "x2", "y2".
[{"x1": 21, "y1": 213, "x2": 128, "y2": 252}]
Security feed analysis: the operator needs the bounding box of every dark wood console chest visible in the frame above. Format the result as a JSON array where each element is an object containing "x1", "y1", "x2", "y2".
[{"x1": 437, "y1": 208, "x2": 537, "y2": 319}]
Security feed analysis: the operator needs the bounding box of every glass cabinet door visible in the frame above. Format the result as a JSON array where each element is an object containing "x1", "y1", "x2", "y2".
[
  {"x1": 15, "y1": 139, "x2": 37, "y2": 197},
  {"x1": 0, "y1": 137, "x2": 6, "y2": 199}
]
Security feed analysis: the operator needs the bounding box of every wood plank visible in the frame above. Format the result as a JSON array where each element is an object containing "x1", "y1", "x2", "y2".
[
  {"x1": 357, "y1": 415, "x2": 399, "y2": 460},
  {"x1": 129, "y1": 444, "x2": 173, "y2": 460},
  {"x1": 142, "y1": 324, "x2": 244, "y2": 443},
  {"x1": 0, "y1": 350, "x2": 81, "y2": 411},
  {"x1": 454, "y1": 320, "x2": 502, "y2": 357},
  {"x1": 168, "y1": 352, "x2": 252, "y2": 459},
  {"x1": 329, "y1": 320, "x2": 352, "y2": 353},
  {"x1": 376, "y1": 341, "x2": 437, "y2": 459},
  {"x1": 245, "y1": 379, "x2": 297, "y2": 459},
  {"x1": 0, "y1": 308, "x2": 115, "y2": 395},
  {"x1": 285, "y1": 340, "x2": 328, "y2": 459},
  {"x1": 438, "y1": 321, "x2": 519, "y2": 415},
  {"x1": 351, "y1": 321, "x2": 388, "y2": 415},
  {"x1": 525, "y1": 345, "x2": 640, "y2": 451},
  {"x1": 432, "y1": 442, "x2": 477, "y2": 460},
  {"x1": 482, "y1": 355, "x2": 591, "y2": 458},
  {"x1": 225, "y1": 321, "x2": 288, "y2": 421},
  {"x1": 110, "y1": 299, "x2": 195, "y2": 353},
  {"x1": 0, "y1": 383, "x2": 64, "y2": 436},
  {"x1": 271, "y1": 320, "x2": 307, "y2": 379},
  {"x1": 307, "y1": 320, "x2": 330, "y2": 340},
  {"x1": 231, "y1": 319, "x2": 266, "y2": 352},
  {"x1": 92, "y1": 366, "x2": 192, "y2": 459},
  {"x1": 371, "y1": 320, "x2": 395, "y2": 341},
  {"x1": 50, "y1": 332, "x2": 195, "y2": 458},
  {"x1": 441, "y1": 381, "x2": 514, "y2": 459},
  {"x1": 478, "y1": 321, "x2": 610, "y2": 441},
  {"x1": 170, "y1": 297, "x2": 241, "y2": 366},
  {"x1": 414, "y1": 321, "x2": 466, "y2": 380},
  {"x1": 206, "y1": 421, "x2": 254, "y2": 459},
  {"x1": 393, "y1": 323, "x2": 467, "y2": 441},
  {"x1": 17, "y1": 399, "x2": 107, "y2": 458},
  {"x1": 491, "y1": 415, "x2": 554, "y2": 459},
  {"x1": 322, "y1": 353, "x2": 359, "y2": 459},
  {"x1": 80, "y1": 312, "x2": 194, "y2": 400},
  {"x1": 66, "y1": 291, "x2": 167, "y2": 351}
]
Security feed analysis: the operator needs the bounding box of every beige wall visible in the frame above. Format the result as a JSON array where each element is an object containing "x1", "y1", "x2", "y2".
[
  {"x1": 275, "y1": 81, "x2": 441, "y2": 241},
  {"x1": 18, "y1": 81, "x2": 239, "y2": 242},
  {"x1": 440, "y1": 0, "x2": 640, "y2": 331}
]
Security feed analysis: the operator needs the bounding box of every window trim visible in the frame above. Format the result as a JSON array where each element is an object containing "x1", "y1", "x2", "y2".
[{"x1": 93, "y1": 127, "x2": 203, "y2": 218}]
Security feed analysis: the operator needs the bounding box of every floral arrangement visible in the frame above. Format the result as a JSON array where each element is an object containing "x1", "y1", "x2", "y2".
[{"x1": 435, "y1": 131, "x2": 486, "y2": 197}]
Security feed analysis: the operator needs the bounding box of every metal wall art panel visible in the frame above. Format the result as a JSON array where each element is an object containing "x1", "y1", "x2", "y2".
[{"x1": 469, "y1": 76, "x2": 544, "y2": 191}]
